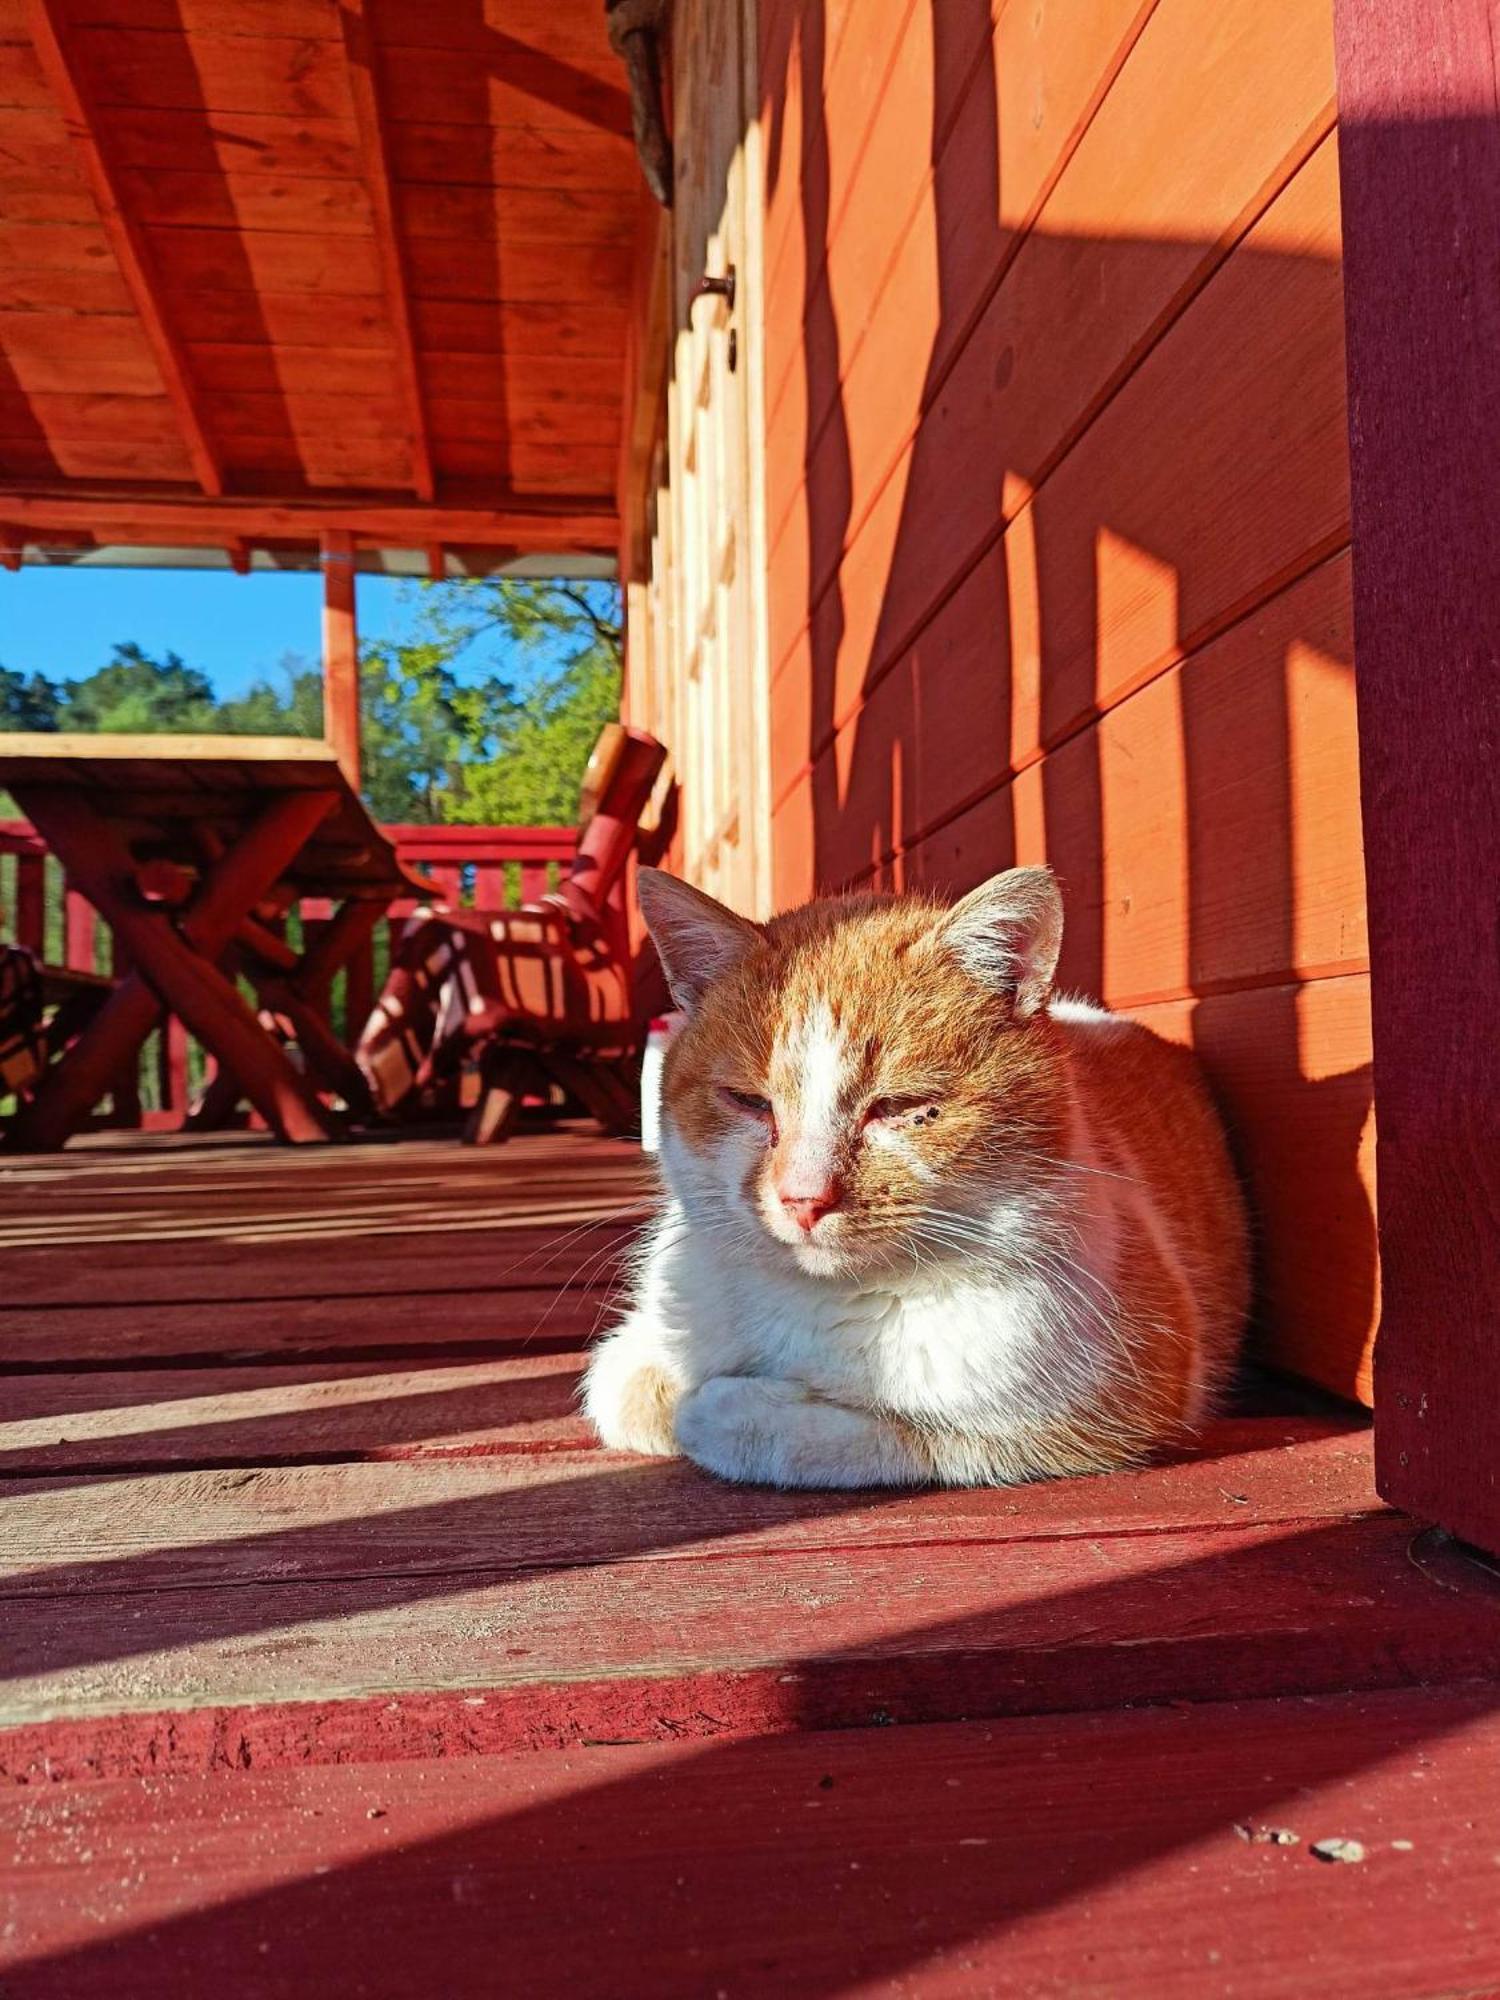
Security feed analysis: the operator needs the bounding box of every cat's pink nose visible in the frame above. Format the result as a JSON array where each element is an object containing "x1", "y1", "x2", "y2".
[{"x1": 778, "y1": 1182, "x2": 841, "y2": 1231}]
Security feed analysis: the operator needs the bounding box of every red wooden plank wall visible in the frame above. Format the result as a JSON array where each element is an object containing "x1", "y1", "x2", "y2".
[
  {"x1": 1332, "y1": 0, "x2": 1500, "y2": 1548},
  {"x1": 756, "y1": 0, "x2": 1374, "y2": 1400}
]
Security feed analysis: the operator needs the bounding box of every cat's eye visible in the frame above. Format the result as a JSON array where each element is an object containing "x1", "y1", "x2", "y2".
[
  {"x1": 722, "y1": 1087, "x2": 773, "y2": 1118},
  {"x1": 864, "y1": 1095, "x2": 940, "y2": 1127}
]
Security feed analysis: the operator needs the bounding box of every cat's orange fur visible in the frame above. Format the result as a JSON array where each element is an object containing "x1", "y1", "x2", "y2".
[{"x1": 583, "y1": 866, "x2": 1249, "y2": 1487}]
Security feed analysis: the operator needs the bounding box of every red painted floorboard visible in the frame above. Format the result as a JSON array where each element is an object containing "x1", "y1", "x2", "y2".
[
  {"x1": 2, "y1": 1129, "x2": 1493, "y2": 1995},
  {"x1": 10, "y1": 1500, "x2": 1500, "y2": 1784},
  {"x1": 6, "y1": 1686, "x2": 1500, "y2": 1999},
  {"x1": 0, "y1": 1293, "x2": 611, "y2": 1367}
]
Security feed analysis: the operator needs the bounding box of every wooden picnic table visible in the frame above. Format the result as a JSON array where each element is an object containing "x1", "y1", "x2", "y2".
[{"x1": 0, "y1": 735, "x2": 433, "y2": 1151}]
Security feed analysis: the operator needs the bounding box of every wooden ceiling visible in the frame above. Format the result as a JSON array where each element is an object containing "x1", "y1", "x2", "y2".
[{"x1": 0, "y1": 0, "x2": 640, "y2": 562}]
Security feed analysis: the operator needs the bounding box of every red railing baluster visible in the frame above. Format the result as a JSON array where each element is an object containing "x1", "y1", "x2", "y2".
[
  {"x1": 65, "y1": 881, "x2": 96, "y2": 974},
  {"x1": 163, "y1": 1015, "x2": 190, "y2": 1122},
  {"x1": 16, "y1": 853, "x2": 45, "y2": 955},
  {"x1": 345, "y1": 931, "x2": 375, "y2": 1045},
  {"x1": 109, "y1": 931, "x2": 142, "y2": 1128},
  {"x1": 520, "y1": 861, "x2": 548, "y2": 905}
]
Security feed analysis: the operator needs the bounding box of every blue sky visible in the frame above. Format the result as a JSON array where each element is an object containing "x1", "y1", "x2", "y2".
[{"x1": 0, "y1": 566, "x2": 427, "y2": 700}]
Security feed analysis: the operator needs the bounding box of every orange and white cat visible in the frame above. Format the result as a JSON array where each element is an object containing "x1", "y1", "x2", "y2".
[{"x1": 583, "y1": 865, "x2": 1248, "y2": 1488}]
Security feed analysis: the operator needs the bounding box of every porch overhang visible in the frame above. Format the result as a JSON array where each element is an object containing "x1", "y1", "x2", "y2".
[{"x1": 0, "y1": 0, "x2": 641, "y2": 573}]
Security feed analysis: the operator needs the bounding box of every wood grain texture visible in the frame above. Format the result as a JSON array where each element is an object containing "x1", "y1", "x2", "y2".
[
  {"x1": 319, "y1": 528, "x2": 358, "y2": 785},
  {"x1": 0, "y1": 1354, "x2": 598, "y2": 1469},
  {"x1": 0, "y1": 1418, "x2": 1369, "y2": 1558},
  {"x1": 6, "y1": 1687, "x2": 1500, "y2": 1999},
  {"x1": 1334, "y1": 0, "x2": 1500, "y2": 1552},
  {"x1": 0, "y1": 0, "x2": 635, "y2": 529},
  {"x1": 764, "y1": 0, "x2": 1341, "y2": 679},
  {"x1": 22, "y1": 0, "x2": 222, "y2": 492},
  {"x1": 0, "y1": 1124, "x2": 1483, "y2": 1996},
  {"x1": 0, "y1": 490, "x2": 619, "y2": 550},
  {"x1": 11, "y1": 1506, "x2": 1497, "y2": 1782},
  {"x1": 756, "y1": 0, "x2": 1369, "y2": 1404},
  {"x1": 0, "y1": 1294, "x2": 612, "y2": 1366}
]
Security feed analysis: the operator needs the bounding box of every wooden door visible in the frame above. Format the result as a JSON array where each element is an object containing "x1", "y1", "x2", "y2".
[
  {"x1": 1335, "y1": 0, "x2": 1500, "y2": 1555},
  {"x1": 655, "y1": 0, "x2": 772, "y2": 919}
]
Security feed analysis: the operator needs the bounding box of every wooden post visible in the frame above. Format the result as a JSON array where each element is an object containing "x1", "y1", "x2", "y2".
[
  {"x1": 322, "y1": 530, "x2": 360, "y2": 792},
  {"x1": 14, "y1": 852, "x2": 44, "y2": 952},
  {"x1": 1334, "y1": 0, "x2": 1500, "y2": 1553}
]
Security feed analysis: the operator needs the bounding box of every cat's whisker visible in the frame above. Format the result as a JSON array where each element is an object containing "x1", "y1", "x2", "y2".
[{"x1": 1027, "y1": 1152, "x2": 1143, "y2": 1188}]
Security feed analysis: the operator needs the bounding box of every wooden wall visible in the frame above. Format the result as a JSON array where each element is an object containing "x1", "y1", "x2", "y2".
[{"x1": 755, "y1": 0, "x2": 1375, "y2": 1400}]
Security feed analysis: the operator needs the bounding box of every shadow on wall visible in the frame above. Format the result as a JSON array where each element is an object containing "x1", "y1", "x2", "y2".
[{"x1": 759, "y1": 0, "x2": 1375, "y2": 1398}]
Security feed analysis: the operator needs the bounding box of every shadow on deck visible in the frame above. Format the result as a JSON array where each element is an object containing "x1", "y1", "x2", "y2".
[{"x1": 2, "y1": 1129, "x2": 1499, "y2": 1997}]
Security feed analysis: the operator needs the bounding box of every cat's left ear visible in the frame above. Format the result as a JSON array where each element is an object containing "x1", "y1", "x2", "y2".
[
  {"x1": 636, "y1": 868, "x2": 764, "y2": 1014},
  {"x1": 934, "y1": 866, "x2": 1063, "y2": 1015}
]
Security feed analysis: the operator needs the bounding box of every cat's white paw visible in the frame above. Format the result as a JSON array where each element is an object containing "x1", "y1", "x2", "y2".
[
  {"x1": 674, "y1": 1375, "x2": 808, "y2": 1482},
  {"x1": 581, "y1": 1322, "x2": 682, "y2": 1456},
  {"x1": 675, "y1": 1376, "x2": 928, "y2": 1488}
]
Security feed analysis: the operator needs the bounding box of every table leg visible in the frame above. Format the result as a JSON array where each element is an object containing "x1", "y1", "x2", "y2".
[
  {"x1": 187, "y1": 1058, "x2": 248, "y2": 1134},
  {"x1": 230, "y1": 899, "x2": 386, "y2": 1118}
]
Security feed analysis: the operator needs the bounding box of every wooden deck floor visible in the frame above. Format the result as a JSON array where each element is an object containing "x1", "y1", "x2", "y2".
[{"x1": 3, "y1": 1129, "x2": 1500, "y2": 1997}]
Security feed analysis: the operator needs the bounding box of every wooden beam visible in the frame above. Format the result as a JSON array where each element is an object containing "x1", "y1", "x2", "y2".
[
  {"x1": 0, "y1": 489, "x2": 618, "y2": 554},
  {"x1": 226, "y1": 538, "x2": 251, "y2": 575},
  {"x1": 0, "y1": 527, "x2": 20, "y2": 573},
  {"x1": 25, "y1": 0, "x2": 223, "y2": 498},
  {"x1": 322, "y1": 530, "x2": 360, "y2": 791},
  {"x1": 427, "y1": 542, "x2": 446, "y2": 581},
  {"x1": 338, "y1": 0, "x2": 436, "y2": 503},
  {"x1": 617, "y1": 193, "x2": 673, "y2": 582}
]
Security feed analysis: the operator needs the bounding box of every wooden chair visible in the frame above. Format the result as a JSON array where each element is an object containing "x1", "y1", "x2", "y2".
[{"x1": 356, "y1": 724, "x2": 667, "y2": 1143}]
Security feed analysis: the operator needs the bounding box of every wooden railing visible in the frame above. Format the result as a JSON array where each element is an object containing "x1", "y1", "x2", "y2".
[
  {"x1": 0, "y1": 819, "x2": 577, "y2": 1129},
  {"x1": 383, "y1": 823, "x2": 577, "y2": 914}
]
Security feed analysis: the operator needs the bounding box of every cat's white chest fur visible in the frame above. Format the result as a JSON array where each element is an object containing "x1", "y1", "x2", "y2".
[
  {"x1": 667, "y1": 1218, "x2": 1044, "y2": 1410},
  {"x1": 583, "y1": 1191, "x2": 1122, "y2": 1488}
]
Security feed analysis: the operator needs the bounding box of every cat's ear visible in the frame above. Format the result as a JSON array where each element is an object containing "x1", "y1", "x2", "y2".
[
  {"x1": 636, "y1": 869, "x2": 763, "y2": 1014},
  {"x1": 934, "y1": 866, "x2": 1063, "y2": 1015}
]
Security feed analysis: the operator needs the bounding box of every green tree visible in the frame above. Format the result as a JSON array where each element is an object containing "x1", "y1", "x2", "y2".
[
  {"x1": 213, "y1": 652, "x2": 324, "y2": 740},
  {"x1": 420, "y1": 578, "x2": 622, "y2": 825},
  {"x1": 58, "y1": 642, "x2": 217, "y2": 733},
  {"x1": 454, "y1": 642, "x2": 620, "y2": 824},
  {"x1": 211, "y1": 647, "x2": 474, "y2": 823},
  {"x1": 0, "y1": 578, "x2": 623, "y2": 827},
  {"x1": 0, "y1": 665, "x2": 62, "y2": 731}
]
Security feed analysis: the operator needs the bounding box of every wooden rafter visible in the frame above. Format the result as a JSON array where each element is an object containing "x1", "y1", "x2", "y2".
[
  {"x1": 339, "y1": 0, "x2": 436, "y2": 504},
  {"x1": 26, "y1": 0, "x2": 224, "y2": 498},
  {"x1": 0, "y1": 489, "x2": 619, "y2": 554}
]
